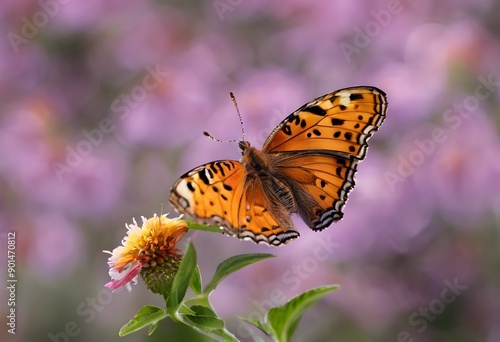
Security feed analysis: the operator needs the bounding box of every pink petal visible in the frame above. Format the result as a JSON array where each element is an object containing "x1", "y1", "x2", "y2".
[{"x1": 105, "y1": 262, "x2": 142, "y2": 292}]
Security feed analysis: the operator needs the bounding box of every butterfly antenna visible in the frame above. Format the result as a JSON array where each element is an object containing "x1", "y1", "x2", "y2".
[
  {"x1": 230, "y1": 92, "x2": 245, "y2": 142},
  {"x1": 203, "y1": 92, "x2": 245, "y2": 143},
  {"x1": 203, "y1": 131, "x2": 238, "y2": 143}
]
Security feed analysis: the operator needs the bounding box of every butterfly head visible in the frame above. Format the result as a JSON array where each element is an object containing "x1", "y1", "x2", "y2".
[{"x1": 238, "y1": 140, "x2": 251, "y2": 155}]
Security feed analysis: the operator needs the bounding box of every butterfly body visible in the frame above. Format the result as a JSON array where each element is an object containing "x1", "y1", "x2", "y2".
[
  {"x1": 170, "y1": 86, "x2": 388, "y2": 246},
  {"x1": 239, "y1": 141, "x2": 297, "y2": 233}
]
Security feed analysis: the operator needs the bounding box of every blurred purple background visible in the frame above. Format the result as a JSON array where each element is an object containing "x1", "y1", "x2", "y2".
[{"x1": 1, "y1": 1, "x2": 500, "y2": 341}]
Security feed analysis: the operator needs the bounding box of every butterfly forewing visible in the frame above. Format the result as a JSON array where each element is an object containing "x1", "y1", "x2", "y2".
[
  {"x1": 263, "y1": 86, "x2": 387, "y2": 160},
  {"x1": 169, "y1": 160, "x2": 246, "y2": 228},
  {"x1": 169, "y1": 160, "x2": 299, "y2": 245}
]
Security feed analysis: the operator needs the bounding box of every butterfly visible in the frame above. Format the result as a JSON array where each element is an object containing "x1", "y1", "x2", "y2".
[{"x1": 169, "y1": 86, "x2": 387, "y2": 246}]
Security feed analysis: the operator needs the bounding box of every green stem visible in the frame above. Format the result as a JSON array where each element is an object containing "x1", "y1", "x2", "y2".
[{"x1": 166, "y1": 304, "x2": 182, "y2": 323}]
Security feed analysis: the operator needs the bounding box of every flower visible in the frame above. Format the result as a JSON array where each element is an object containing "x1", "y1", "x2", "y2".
[{"x1": 104, "y1": 214, "x2": 188, "y2": 294}]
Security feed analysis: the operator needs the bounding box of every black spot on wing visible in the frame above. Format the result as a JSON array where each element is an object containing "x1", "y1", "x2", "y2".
[
  {"x1": 198, "y1": 170, "x2": 210, "y2": 185},
  {"x1": 209, "y1": 163, "x2": 218, "y2": 174},
  {"x1": 290, "y1": 115, "x2": 300, "y2": 125},
  {"x1": 304, "y1": 105, "x2": 327, "y2": 116},
  {"x1": 331, "y1": 119, "x2": 345, "y2": 126},
  {"x1": 350, "y1": 93, "x2": 363, "y2": 101},
  {"x1": 282, "y1": 125, "x2": 292, "y2": 135},
  {"x1": 215, "y1": 163, "x2": 225, "y2": 176},
  {"x1": 206, "y1": 168, "x2": 213, "y2": 179}
]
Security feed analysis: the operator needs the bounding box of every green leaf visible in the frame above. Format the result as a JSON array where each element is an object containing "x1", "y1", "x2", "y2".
[
  {"x1": 177, "y1": 304, "x2": 196, "y2": 315},
  {"x1": 190, "y1": 265, "x2": 202, "y2": 295},
  {"x1": 266, "y1": 285, "x2": 339, "y2": 342},
  {"x1": 119, "y1": 305, "x2": 167, "y2": 336},
  {"x1": 239, "y1": 316, "x2": 272, "y2": 336},
  {"x1": 178, "y1": 305, "x2": 239, "y2": 342},
  {"x1": 187, "y1": 221, "x2": 221, "y2": 233},
  {"x1": 205, "y1": 253, "x2": 275, "y2": 294},
  {"x1": 166, "y1": 241, "x2": 197, "y2": 308},
  {"x1": 183, "y1": 305, "x2": 225, "y2": 330}
]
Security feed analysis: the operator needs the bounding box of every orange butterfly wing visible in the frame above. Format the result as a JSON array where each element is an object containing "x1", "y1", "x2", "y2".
[
  {"x1": 270, "y1": 153, "x2": 359, "y2": 230},
  {"x1": 169, "y1": 160, "x2": 300, "y2": 245},
  {"x1": 264, "y1": 86, "x2": 387, "y2": 158},
  {"x1": 263, "y1": 86, "x2": 387, "y2": 230}
]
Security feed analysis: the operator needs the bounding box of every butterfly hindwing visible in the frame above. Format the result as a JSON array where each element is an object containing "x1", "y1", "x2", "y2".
[
  {"x1": 273, "y1": 153, "x2": 359, "y2": 230},
  {"x1": 238, "y1": 178, "x2": 299, "y2": 245}
]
